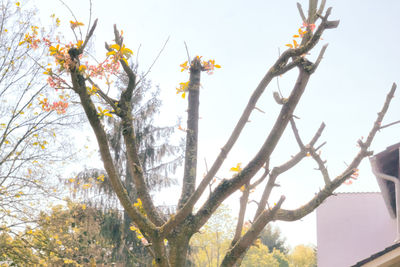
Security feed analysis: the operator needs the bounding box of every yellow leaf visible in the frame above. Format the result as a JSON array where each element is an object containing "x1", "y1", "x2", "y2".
[
  {"x1": 81, "y1": 204, "x2": 86, "y2": 210},
  {"x1": 293, "y1": 39, "x2": 298, "y2": 48},
  {"x1": 76, "y1": 40, "x2": 83, "y2": 48},
  {"x1": 285, "y1": 44, "x2": 293, "y2": 48},
  {"x1": 43, "y1": 68, "x2": 52, "y2": 75},
  {"x1": 70, "y1": 21, "x2": 84, "y2": 29},
  {"x1": 214, "y1": 64, "x2": 221, "y2": 68},
  {"x1": 180, "y1": 61, "x2": 189, "y2": 72},
  {"x1": 121, "y1": 57, "x2": 129, "y2": 65},
  {"x1": 240, "y1": 185, "x2": 245, "y2": 192},
  {"x1": 106, "y1": 51, "x2": 115, "y2": 56},
  {"x1": 298, "y1": 28, "x2": 308, "y2": 37},
  {"x1": 109, "y1": 44, "x2": 120, "y2": 50},
  {"x1": 123, "y1": 47, "x2": 133, "y2": 56},
  {"x1": 78, "y1": 65, "x2": 86, "y2": 72},
  {"x1": 230, "y1": 163, "x2": 242, "y2": 172},
  {"x1": 293, "y1": 34, "x2": 300, "y2": 38}
]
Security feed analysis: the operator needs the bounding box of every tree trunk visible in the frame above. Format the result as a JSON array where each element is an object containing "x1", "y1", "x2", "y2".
[{"x1": 168, "y1": 233, "x2": 192, "y2": 266}]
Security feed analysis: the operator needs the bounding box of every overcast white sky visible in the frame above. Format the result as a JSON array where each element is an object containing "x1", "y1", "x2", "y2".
[{"x1": 34, "y1": 0, "x2": 400, "y2": 247}]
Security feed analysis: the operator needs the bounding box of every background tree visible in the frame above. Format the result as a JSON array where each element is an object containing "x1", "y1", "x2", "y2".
[
  {"x1": 189, "y1": 205, "x2": 235, "y2": 266},
  {"x1": 0, "y1": 201, "x2": 115, "y2": 266},
  {"x1": 0, "y1": 0, "x2": 75, "y2": 236},
  {"x1": 39, "y1": 0, "x2": 399, "y2": 266},
  {"x1": 240, "y1": 244, "x2": 279, "y2": 267},
  {"x1": 259, "y1": 224, "x2": 288, "y2": 254},
  {"x1": 289, "y1": 245, "x2": 317, "y2": 267}
]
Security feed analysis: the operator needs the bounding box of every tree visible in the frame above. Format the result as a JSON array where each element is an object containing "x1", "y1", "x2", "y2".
[
  {"x1": 259, "y1": 224, "x2": 288, "y2": 254},
  {"x1": 0, "y1": 201, "x2": 115, "y2": 266},
  {"x1": 67, "y1": 70, "x2": 182, "y2": 265},
  {"x1": 289, "y1": 245, "x2": 317, "y2": 267},
  {"x1": 190, "y1": 205, "x2": 235, "y2": 266},
  {"x1": 240, "y1": 244, "x2": 279, "y2": 267},
  {"x1": 0, "y1": 0, "x2": 74, "y2": 235},
  {"x1": 38, "y1": 0, "x2": 398, "y2": 266}
]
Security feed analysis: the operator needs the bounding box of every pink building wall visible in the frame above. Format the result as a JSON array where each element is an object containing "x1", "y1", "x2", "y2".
[{"x1": 317, "y1": 192, "x2": 397, "y2": 267}]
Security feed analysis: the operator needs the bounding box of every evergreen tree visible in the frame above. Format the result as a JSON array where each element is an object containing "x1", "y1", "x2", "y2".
[{"x1": 259, "y1": 224, "x2": 288, "y2": 254}]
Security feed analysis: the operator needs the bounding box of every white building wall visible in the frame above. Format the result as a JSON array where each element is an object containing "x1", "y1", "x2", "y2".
[{"x1": 317, "y1": 192, "x2": 396, "y2": 267}]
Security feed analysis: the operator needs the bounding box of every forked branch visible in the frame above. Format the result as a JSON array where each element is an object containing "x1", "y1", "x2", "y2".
[{"x1": 276, "y1": 83, "x2": 397, "y2": 221}]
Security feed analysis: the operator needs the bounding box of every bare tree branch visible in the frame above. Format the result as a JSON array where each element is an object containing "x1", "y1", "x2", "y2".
[
  {"x1": 254, "y1": 121, "x2": 325, "y2": 219},
  {"x1": 220, "y1": 196, "x2": 285, "y2": 267},
  {"x1": 162, "y1": 9, "x2": 339, "y2": 234},
  {"x1": 297, "y1": 2, "x2": 307, "y2": 22},
  {"x1": 276, "y1": 83, "x2": 397, "y2": 221},
  {"x1": 192, "y1": 62, "x2": 313, "y2": 233},
  {"x1": 231, "y1": 182, "x2": 250, "y2": 247}
]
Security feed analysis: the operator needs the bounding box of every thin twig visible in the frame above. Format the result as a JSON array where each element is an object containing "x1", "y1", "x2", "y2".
[
  {"x1": 135, "y1": 43, "x2": 142, "y2": 70},
  {"x1": 205, "y1": 158, "x2": 213, "y2": 196},
  {"x1": 136, "y1": 36, "x2": 170, "y2": 86},
  {"x1": 380, "y1": 120, "x2": 400, "y2": 130},
  {"x1": 58, "y1": 0, "x2": 83, "y2": 41},
  {"x1": 254, "y1": 107, "x2": 265, "y2": 113},
  {"x1": 85, "y1": 0, "x2": 93, "y2": 39},
  {"x1": 276, "y1": 47, "x2": 283, "y2": 98},
  {"x1": 184, "y1": 41, "x2": 191, "y2": 65},
  {"x1": 81, "y1": 19, "x2": 98, "y2": 52},
  {"x1": 309, "y1": 147, "x2": 330, "y2": 185},
  {"x1": 315, "y1": 141, "x2": 326, "y2": 152},
  {"x1": 310, "y1": 44, "x2": 328, "y2": 73},
  {"x1": 290, "y1": 117, "x2": 305, "y2": 150},
  {"x1": 249, "y1": 166, "x2": 269, "y2": 190}
]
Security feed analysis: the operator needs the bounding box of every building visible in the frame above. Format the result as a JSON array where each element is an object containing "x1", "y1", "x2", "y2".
[{"x1": 317, "y1": 143, "x2": 400, "y2": 267}]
